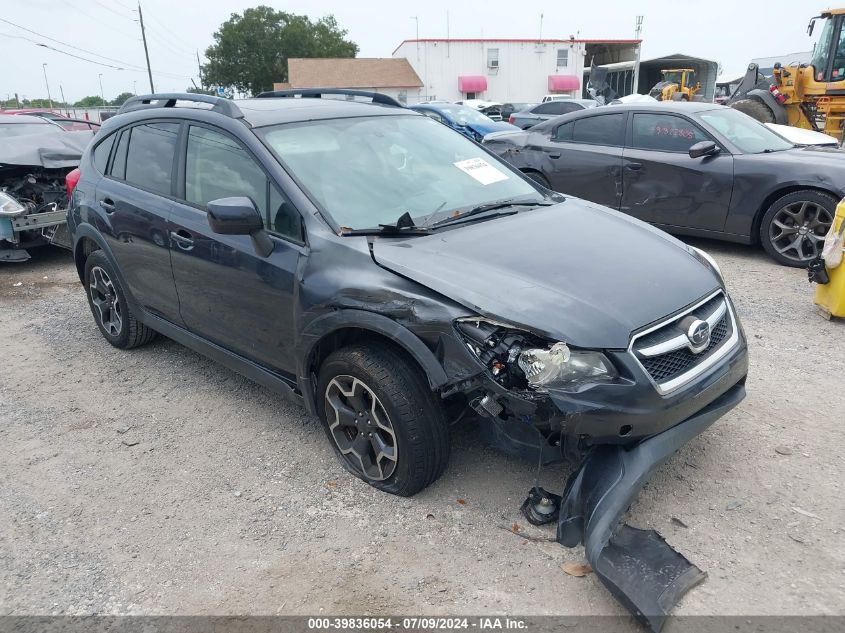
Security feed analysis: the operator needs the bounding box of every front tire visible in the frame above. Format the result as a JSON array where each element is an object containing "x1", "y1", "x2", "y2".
[
  {"x1": 759, "y1": 190, "x2": 836, "y2": 267},
  {"x1": 316, "y1": 344, "x2": 449, "y2": 496},
  {"x1": 84, "y1": 250, "x2": 157, "y2": 348}
]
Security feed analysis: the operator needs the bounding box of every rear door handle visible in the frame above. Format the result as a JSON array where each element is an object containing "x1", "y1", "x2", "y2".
[
  {"x1": 547, "y1": 152, "x2": 561, "y2": 159},
  {"x1": 170, "y1": 229, "x2": 194, "y2": 250},
  {"x1": 99, "y1": 199, "x2": 115, "y2": 213},
  {"x1": 625, "y1": 163, "x2": 643, "y2": 171}
]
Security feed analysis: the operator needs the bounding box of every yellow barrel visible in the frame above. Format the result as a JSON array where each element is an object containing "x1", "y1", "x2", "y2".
[{"x1": 815, "y1": 199, "x2": 845, "y2": 318}]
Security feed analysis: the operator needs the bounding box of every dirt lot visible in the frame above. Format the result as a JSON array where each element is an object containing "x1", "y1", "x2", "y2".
[{"x1": 1, "y1": 241, "x2": 843, "y2": 620}]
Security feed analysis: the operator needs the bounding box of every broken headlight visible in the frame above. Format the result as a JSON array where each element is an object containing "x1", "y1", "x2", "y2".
[
  {"x1": 455, "y1": 317, "x2": 617, "y2": 391},
  {"x1": 0, "y1": 192, "x2": 27, "y2": 217}
]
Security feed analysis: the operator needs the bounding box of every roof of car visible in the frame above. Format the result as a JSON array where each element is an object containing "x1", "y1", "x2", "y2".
[
  {"x1": 236, "y1": 97, "x2": 415, "y2": 127},
  {"x1": 0, "y1": 114, "x2": 54, "y2": 124},
  {"x1": 602, "y1": 101, "x2": 723, "y2": 114}
]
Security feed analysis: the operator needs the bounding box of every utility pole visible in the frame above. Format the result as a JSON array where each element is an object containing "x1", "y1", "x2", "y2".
[
  {"x1": 59, "y1": 85, "x2": 67, "y2": 115},
  {"x1": 42, "y1": 63, "x2": 54, "y2": 110},
  {"x1": 99, "y1": 73, "x2": 105, "y2": 105},
  {"x1": 632, "y1": 15, "x2": 643, "y2": 95},
  {"x1": 138, "y1": 2, "x2": 155, "y2": 93},
  {"x1": 196, "y1": 50, "x2": 203, "y2": 89},
  {"x1": 410, "y1": 16, "x2": 419, "y2": 61}
]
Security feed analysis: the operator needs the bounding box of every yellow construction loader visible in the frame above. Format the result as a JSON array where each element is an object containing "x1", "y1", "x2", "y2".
[
  {"x1": 648, "y1": 69, "x2": 702, "y2": 101},
  {"x1": 728, "y1": 8, "x2": 845, "y2": 143}
]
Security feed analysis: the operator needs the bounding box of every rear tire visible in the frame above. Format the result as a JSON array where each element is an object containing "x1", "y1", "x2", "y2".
[
  {"x1": 759, "y1": 190, "x2": 837, "y2": 267},
  {"x1": 731, "y1": 98, "x2": 775, "y2": 124},
  {"x1": 84, "y1": 250, "x2": 157, "y2": 349},
  {"x1": 316, "y1": 344, "x2": 449, "y2": 496}
]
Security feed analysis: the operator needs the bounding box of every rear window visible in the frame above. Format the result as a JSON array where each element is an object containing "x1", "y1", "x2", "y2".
[
  {"x1": 533, "y1": 101, "x2": 582, "y2": 115},
  {"x1": 123, "y1": 122, "x2": 180, "y2": 195}
]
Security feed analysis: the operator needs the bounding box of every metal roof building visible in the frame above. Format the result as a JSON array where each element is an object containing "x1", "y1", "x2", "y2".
[{"x1": 584, "y1": 53, "x2": 720, "y2": 101}]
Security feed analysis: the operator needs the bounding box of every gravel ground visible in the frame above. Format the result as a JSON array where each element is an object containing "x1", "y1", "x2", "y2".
[{"x1": 0, "y1": 241, "x2": 843, "y2": 620}]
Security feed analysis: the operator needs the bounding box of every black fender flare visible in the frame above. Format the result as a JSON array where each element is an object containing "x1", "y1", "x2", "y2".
[
  {"x1": 746, "y1": 89, "x2": 788, "y2": 125},
  {"x1": 71, "y1": 224, "x2": 142, "y2": 312},
  {"x1": 296, "y1": 309, "x2": 450, "y2": 415}
]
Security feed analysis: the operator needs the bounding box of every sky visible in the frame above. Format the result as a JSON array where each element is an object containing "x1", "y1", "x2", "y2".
[{"x1": 0, "y1": 0, "x2": 822, "y2": 103}]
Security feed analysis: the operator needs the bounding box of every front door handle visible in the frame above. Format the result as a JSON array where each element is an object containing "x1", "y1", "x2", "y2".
[
  {"x1": 170, "y1": 229, "x2": 194, "y2": 250},
  {"x1": 99, "y1": 199, "x2": 115, "y2": 213},
  {"x1": 625, "y1": 163, "x2": 643, "y2": 171},
  {"x1": 547, "y1": 152, "x2": 562, "y2": 159}
]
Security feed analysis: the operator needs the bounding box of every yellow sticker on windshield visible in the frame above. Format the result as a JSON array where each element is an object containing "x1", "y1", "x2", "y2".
[{"x1": 453, "y1": 158, "x2": 509, "y2": 185}]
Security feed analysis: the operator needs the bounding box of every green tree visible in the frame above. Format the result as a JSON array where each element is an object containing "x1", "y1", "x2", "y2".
[
  {"x1": 203, "y1": 6, "x2": 358, "y2": 96},
  {"x1": 111, "y1": 92, "x2": 134, "y2": 106},
  {"x1": 74, "y1": 95, "x2": 106, "y2": 107}
]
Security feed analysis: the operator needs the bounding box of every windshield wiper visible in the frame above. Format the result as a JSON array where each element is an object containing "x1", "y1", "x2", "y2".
[
  {"x1": 341, "y1": 211, "x2": 432, "y2": 236},
  {"x1": 427, "y1": 199, "x2": 555, "y2": 229}
]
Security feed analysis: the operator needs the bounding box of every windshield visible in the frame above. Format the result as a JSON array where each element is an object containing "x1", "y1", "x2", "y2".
[
  {"x1": 663, "y1": 72, "x2": 683, "y2": 85},
  {"x1": 0, "y1": 123, "x2": 55, "y2": 138},
  {"x1": 698, "y1": 108, "x2": 794, "y2": 153},
  {"x1": 425, "y1": 104, "x2": 493, "y2": 126},
  {"x1": 258, "y1": 114, "x2": 541, "y2": 230},
  {"x1": 810, "y1": 16, "x2": 835, "y2": 80}
]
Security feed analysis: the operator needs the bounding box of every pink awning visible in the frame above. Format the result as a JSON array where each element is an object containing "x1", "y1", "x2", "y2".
[
  {"x1": 458, "y1": 76, "x2": 488, "y2": 93},
  {"x1": 548, "y1": 75, "x2": 580, "y2": 92}
]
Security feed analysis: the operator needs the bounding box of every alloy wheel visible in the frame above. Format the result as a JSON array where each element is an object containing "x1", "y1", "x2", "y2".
[
  {"x1": 89, "y1": 266, "x2": 123, "y2": 336},
  {"x1": 769, "y1": 200, "x2": 833, "y2": 263},
  {"x1": 324, "y1": 375, "x2": 398, "y2": 481}
]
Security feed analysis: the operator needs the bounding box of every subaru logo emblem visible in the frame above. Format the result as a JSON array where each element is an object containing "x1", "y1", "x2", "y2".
[{"x1": 686, "y1": 319, "x2": 711, "y2": 352}]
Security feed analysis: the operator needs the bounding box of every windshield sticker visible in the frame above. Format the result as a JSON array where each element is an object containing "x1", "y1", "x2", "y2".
[{"x1": 454, "y1": 158, "x2": 509, "y2": 185}]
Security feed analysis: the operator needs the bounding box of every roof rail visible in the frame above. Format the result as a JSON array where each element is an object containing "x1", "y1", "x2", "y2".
[
  {"x1": 117, "y1": 93, "x2": 244, "y2": 119},
  {"x1": 255, "y1": 88, "x2": 403, "y2": 108}
]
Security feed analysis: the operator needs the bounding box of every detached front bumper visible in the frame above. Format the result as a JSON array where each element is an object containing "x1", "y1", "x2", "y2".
[{"x1": 555, "y1": 382, "x2": 745, "y2": 631}]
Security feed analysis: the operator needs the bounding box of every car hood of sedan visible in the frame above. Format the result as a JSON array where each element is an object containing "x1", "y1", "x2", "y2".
[{"x1": 371, "y1": 200, "x2": 721, "y2": 349}]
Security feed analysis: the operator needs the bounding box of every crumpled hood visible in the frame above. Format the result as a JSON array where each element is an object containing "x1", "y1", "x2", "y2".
[
  {"x1": 372, "y1": 200, "x2": 720, "y2": 348},
  {"x1": 0, "y1": 130, "x2": 94, "y2": 169}
]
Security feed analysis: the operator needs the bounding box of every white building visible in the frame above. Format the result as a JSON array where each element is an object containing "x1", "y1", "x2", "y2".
[{"x1": 392, "y1": 38, "x2": 640, "y2": 103}]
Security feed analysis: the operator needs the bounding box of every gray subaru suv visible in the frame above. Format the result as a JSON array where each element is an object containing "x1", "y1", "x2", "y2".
[{"x1": 67, "y1": 91, "x2": 748, "y2": 627}]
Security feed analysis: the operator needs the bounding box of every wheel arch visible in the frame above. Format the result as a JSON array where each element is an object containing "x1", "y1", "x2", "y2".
[
  {"x1": 296, "y1": 310, "x2": 450, "y2": 416},
  {"x1": 752, "y1": 185, "x2": 841, "y2": 243}
]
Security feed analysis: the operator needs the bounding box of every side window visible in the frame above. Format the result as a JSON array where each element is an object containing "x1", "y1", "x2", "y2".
[
  {"x1": 571, "y1": 113, "x2": 626, "y2": 146},
  {"x1": 631, "y1": 113, "x2": 710, "y2": 152},
  {"x1": 185, "y1": 126, "x2": 268, "y2": 217},
  {"x1": 92, "y1": 133, "x2": 115, "y2": 174},
  {"x1": 110, "y1": 129, "x2": 130, "y2": 179},
  {"x1": 269, "y1": 184, "x2": 304, "y2": 242},
  {"x1": 124, "y1": 122, "x2": 180, "y2": 195},
  {"x1": 553, "y1": 121, "x2": 573, "y2": 142}
]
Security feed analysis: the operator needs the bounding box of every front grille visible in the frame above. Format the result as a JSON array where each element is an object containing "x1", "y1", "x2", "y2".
[
  {"x1": 639, "y1": 315, "x2": 729, "y2": 382},
  {"x1": 629, "y1": 291, "x2": 738, "y2": 394}
]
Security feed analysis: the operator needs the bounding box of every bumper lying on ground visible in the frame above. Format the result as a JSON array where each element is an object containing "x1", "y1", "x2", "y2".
[{"x1": 554, "y1": 383, "x2": 746, "y2": 631}]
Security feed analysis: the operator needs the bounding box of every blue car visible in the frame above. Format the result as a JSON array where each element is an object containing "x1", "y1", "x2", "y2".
[{"x1": 410, "y1": 102, "x2": 518, "y2": 142}]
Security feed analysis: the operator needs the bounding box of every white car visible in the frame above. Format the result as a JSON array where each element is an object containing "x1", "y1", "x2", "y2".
[{"x1": 764, "y1": 123, "x2": 839, "y2": 147}]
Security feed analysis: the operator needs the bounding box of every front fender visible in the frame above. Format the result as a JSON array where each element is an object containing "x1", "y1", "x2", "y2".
[{"x1": 296, "y1": 309, "x2": 451, "y2": 415}]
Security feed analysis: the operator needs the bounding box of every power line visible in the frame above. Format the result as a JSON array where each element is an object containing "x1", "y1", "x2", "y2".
[
  {"x1": 0, "y1": 17, "x2": 191, "y2": 79},
  {"x1": 90, "y1": 0, "x2": 137, "y2": 22}
]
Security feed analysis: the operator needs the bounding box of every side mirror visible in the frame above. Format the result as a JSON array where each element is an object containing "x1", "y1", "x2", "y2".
[
  {"x1": 207, "y1": 196, "x2": 274, "y2": 257},
  {"x1": 689, "y1": 140, "x2": 719, "y2": 159}
]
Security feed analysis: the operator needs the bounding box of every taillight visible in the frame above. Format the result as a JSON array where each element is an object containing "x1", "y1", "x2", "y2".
[
  {"x1": 508, "y1": 114, "x2": 515, "y2": 124},
  {"x1": 65, "y1": 168, "x2": 81, "y2": 196},
  {"x1": 768, "y1": 84, "x2": 787, "y2": 104}
]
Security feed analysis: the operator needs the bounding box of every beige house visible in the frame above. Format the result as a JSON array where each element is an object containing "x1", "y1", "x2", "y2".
[{"x1": 273, "y1": 58, "x2": 424, "y2": 104}]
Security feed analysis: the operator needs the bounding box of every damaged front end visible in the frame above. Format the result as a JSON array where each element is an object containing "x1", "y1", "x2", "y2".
[{"x1": 0, "y1": 168, "x2": 73, "y2": 262}]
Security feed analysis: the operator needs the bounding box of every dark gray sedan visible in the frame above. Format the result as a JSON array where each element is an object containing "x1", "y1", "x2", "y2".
[
  {"x1": 485, "y1": 102, "x2": 845, "y2": 266},
  {"x1": 508, "y1": 99, "x2": 597, "y2": 129}
]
